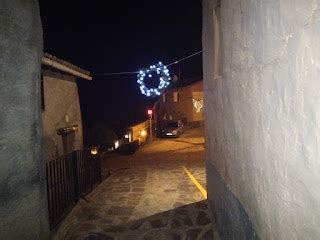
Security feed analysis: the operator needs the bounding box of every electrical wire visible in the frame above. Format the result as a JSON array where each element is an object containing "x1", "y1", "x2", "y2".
[
  {"x1": 95, "y1": 71, "x2": 139, "y2": 76},
  {"x1": 166, "y1": 50, "x2": 202, "y2": 66},
  {"x1": 94, "y1": 50, "x2": 202, "y2": 76}
]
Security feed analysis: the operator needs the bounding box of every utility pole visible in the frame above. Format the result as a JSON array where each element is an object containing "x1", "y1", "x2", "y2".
[{"x1": 147, "y1": 109, "x2": 153, "y2": 140}]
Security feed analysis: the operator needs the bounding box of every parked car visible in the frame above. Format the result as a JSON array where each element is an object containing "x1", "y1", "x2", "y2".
[{"x1": 159, "y1": 120, "x2": 184, "y2": 138}]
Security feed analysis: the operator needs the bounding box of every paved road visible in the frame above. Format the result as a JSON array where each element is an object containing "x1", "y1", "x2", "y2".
[{"x1": 54, "y1": 127, "x2": 219, "y2": 240}]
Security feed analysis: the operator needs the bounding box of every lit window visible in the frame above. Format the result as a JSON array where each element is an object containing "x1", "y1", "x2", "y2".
[{"x1": 174, "y1": 92, "x2": 179, "y2": 102}]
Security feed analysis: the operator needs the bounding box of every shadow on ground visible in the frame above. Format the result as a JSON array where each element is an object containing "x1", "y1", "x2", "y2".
[
  {"x1": 101, "y1": 150, "x2": 205, "y2": 181},
  {"x1": 73, "y1": 201, "x2": 218, "y2": 240},
  {"x1": 169, "y1": 139, "x2": 205, "y2": 146}
]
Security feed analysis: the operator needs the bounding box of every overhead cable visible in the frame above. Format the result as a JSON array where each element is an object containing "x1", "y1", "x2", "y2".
[{"x1": 95, "y1": 50, "x2": 202, "y2": 76}]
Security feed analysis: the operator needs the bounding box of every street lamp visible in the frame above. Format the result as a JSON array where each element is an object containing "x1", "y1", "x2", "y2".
[
  {"x1": 140, "y1": 130, "x2": 147, "y2": 136},
  {"x1": 90, "y1": 146, "x2": 99, "y2": 155}
]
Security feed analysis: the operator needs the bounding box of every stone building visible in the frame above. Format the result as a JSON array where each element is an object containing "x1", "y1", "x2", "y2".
[
  {"x1": 203, "y1": 0, "x2": 320, "y2": 239},
  {"x1": 154, "y1": 80, "x2": 204, "y2": 127},
  {"x1": 41, "y1": 53, "x2": 92, "y2": 160}
]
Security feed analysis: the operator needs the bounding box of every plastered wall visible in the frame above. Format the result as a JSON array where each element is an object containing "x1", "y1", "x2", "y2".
[
  {"x1": 42, "y1": 71, "x2": 83, "y2": 160},
  {"x1": 0, "y1": 0, "x2": 49, "y2": 238},
  {"x1": 203, "y1": 0, "x2": 320, "y2": 239}
]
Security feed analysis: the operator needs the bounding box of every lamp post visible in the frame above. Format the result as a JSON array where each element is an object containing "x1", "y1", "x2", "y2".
[{"x1": 147, "y1": 109, "x2": 153, "y2": 140}]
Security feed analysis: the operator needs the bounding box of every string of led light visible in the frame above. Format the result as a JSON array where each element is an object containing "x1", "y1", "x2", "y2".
[
  {"x1": 137, "y1": 62, "x2": 171, "y2": 97},
  {"x1": 94, "y1": 50, "x2": 202, "y2": 97}
]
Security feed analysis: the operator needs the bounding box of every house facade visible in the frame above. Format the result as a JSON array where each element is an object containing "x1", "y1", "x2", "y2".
[
  {"x1": 154, "y1": 80, "x2": 204, "y2": 127},
  {"x1": 41, "y1": 53, "x2": 92, "y2": 160}
]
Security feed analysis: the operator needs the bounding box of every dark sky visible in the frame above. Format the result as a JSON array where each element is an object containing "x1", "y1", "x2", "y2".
[{"x1": 39, "y1": 0, "x2": 203, "y2": 132}]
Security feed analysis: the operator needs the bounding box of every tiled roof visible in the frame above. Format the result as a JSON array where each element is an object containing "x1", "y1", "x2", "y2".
[{"x1": 42, "y1": 53, "x2": 91, "y2": 78}]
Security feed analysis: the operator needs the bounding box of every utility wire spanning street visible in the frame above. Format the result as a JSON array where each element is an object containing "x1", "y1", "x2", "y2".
[{"x1": 54, "y1": 127, "x2": 219, "y2": 240}]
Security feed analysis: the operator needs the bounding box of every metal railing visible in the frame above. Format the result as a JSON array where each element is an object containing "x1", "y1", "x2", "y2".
[{"x1": 45, "y1": 149, "x2": 101, "y2": 229}]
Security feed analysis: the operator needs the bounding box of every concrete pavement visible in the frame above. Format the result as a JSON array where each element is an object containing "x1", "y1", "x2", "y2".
[{"x1": 53, "y1": 127, "x2": 219, "y2": 240}]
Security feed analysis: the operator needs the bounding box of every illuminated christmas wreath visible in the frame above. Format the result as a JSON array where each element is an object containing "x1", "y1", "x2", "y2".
[{"x1": 137, "y1": 62, "x2": 171, "y2": 97}]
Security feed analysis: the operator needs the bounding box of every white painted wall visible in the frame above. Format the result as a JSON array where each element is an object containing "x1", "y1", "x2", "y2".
[{"x1": 203, "y1": 0, "x2": 320, "y2": 239}]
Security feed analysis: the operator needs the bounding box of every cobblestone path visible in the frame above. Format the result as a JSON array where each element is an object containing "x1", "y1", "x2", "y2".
[{"x1": 53, "y1": 127, "x2": 220, "y2": 240}]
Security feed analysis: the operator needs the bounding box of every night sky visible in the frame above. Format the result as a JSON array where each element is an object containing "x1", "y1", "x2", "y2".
[{"x1": 39, "y1": 0, "x2": 203, "y2": 134}]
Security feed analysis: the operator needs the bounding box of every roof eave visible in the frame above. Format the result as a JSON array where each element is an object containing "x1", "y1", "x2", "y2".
[{"x1": 42, "y1": 56, "x2": 92, "y2": 81}]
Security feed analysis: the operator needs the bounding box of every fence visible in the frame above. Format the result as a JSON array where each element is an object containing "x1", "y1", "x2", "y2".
[{"x1": 45, "y1": 149, "x2": 101, "y2": 229}]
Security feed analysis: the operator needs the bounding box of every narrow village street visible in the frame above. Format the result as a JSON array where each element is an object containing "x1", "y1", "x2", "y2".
[{"x1": 54, "y1": 127, "x2": 219, "y2": 240}]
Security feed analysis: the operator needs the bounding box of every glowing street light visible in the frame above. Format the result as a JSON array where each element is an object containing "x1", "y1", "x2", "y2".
[
  {"x1": 114, "y1": 140, "x2": 119, "y2": 149},
  {"x1": 90, "y1": 146, "x2": 98, "y2": 155},
  {"x1": 140, "y1": 129, "x2": 147, "y2": 137}
]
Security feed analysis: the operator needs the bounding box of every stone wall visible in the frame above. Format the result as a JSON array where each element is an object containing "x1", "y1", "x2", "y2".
[
  {"x1": 203, "y1": 0, "x2": 320, "y2": 239},
  {"x1": 0, "y1": 0, "x2": 49, "y2": 238},
  {"x1": 157, "y1": 81, "x2": 204, "y2": 124},
  {"x1": 42, "y1": 70, "x2": 84, "y2": 160}
]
